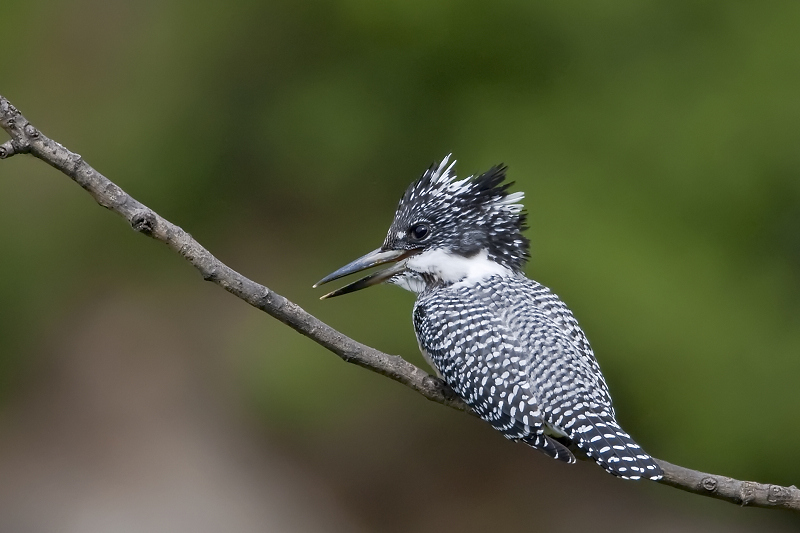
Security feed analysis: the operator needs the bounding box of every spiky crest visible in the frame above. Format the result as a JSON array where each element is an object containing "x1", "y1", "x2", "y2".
[{"x1": 383, "y1": 155, "x2": 530, "y2": 273}]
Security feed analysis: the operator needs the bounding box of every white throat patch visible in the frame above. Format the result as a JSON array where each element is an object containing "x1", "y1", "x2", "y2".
[{"x1": 393, "y1": 248, "x2": 512, "y2": 293}]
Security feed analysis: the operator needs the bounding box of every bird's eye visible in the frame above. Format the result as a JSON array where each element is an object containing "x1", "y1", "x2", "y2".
[{"x1": 409, "y1": 223, "x2": 430, "y2": 241}]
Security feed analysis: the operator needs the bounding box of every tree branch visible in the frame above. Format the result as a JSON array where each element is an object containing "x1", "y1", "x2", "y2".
[{"x1": 1, "y1": 94, "x2": 798, "y2": 513}]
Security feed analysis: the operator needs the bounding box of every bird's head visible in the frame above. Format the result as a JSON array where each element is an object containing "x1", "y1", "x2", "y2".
[{"x1": 315, "y1": 155, "x2": 529, "y2": 298}]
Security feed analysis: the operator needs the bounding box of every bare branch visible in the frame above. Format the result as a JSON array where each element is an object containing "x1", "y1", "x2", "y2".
[{"x1": 1, "y1": 94, "x2": 798, "y2": 512}]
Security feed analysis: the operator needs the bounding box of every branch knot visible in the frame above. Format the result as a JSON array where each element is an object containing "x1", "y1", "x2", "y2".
[
  {"x1": 767, "y1": 485, "x2": 792, "y2": 505},
  {"x1": 131, "y1": 210, "x2": 157, "y2": 235},
  {"x1": 700, "y1": 477, "x2": 717, "y2": 492}
]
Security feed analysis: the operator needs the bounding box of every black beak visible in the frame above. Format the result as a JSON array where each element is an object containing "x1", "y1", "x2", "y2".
[{"x1": 314, "y1": 248, "x2": 419, "y2": 299}]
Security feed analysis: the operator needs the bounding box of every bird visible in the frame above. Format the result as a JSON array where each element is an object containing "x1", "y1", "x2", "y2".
[{"x1": 314, "y1": 155, "x2": 662, "y2": 480}]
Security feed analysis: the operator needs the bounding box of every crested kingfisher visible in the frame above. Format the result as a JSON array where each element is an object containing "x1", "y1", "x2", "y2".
[{"x1": 314, "y1": 156, "x2": 662, "y2": 480}]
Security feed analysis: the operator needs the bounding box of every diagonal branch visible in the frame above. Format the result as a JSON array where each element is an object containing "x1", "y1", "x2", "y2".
[{"x1": 1, "y1": 94, "x2": 798, "y2": 512}]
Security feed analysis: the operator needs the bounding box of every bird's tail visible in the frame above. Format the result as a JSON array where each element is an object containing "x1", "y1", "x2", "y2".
[
  {"x1": 523, "y1": 432, "x2": 576, "y2": 464},
  {"x1": 571, "y1": 415, "x2": 662, "y2": 480}
]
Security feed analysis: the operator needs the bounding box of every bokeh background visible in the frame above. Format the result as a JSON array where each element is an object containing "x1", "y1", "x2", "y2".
[{"x1": 2, "y1": 1, "x2": 800, "y2": 531}]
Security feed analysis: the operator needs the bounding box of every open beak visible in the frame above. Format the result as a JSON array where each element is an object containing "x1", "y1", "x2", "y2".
[{"x1": 313, "y1": 248, "x2": 419, "y2": 299}]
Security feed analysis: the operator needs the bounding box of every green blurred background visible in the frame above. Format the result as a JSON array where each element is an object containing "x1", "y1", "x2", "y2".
[{"x1": 2, "y1": 0, "x2": 800, "y2": 531}]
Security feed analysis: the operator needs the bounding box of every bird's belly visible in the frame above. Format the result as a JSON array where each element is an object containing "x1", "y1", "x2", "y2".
[{"x1": 417, "y1": 343, "x2": 444, "y2": 379}]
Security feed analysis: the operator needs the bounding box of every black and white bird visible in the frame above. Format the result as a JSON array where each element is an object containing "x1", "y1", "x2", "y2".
[{"x1": 314, "y1": 156, "x2": 662, "y2": 480}]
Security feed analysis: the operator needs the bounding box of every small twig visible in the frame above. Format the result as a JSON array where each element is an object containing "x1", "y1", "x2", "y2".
[{"x1": 1, "y1": 94, "x2": 798, "y2": 512}]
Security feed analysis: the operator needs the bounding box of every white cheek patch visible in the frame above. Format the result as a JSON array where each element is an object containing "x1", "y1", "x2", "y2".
[{"x1": 405, "y1": 249, "x2": 512, "y2": 286}]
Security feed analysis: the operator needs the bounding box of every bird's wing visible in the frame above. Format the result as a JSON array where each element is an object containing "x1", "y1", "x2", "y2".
[
  {"x1": 413, "y1": 290, "x2": 576, "y2": 464},
  {"x1": 499, "y1": 281, "x2": 663, "y2": 480}
]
